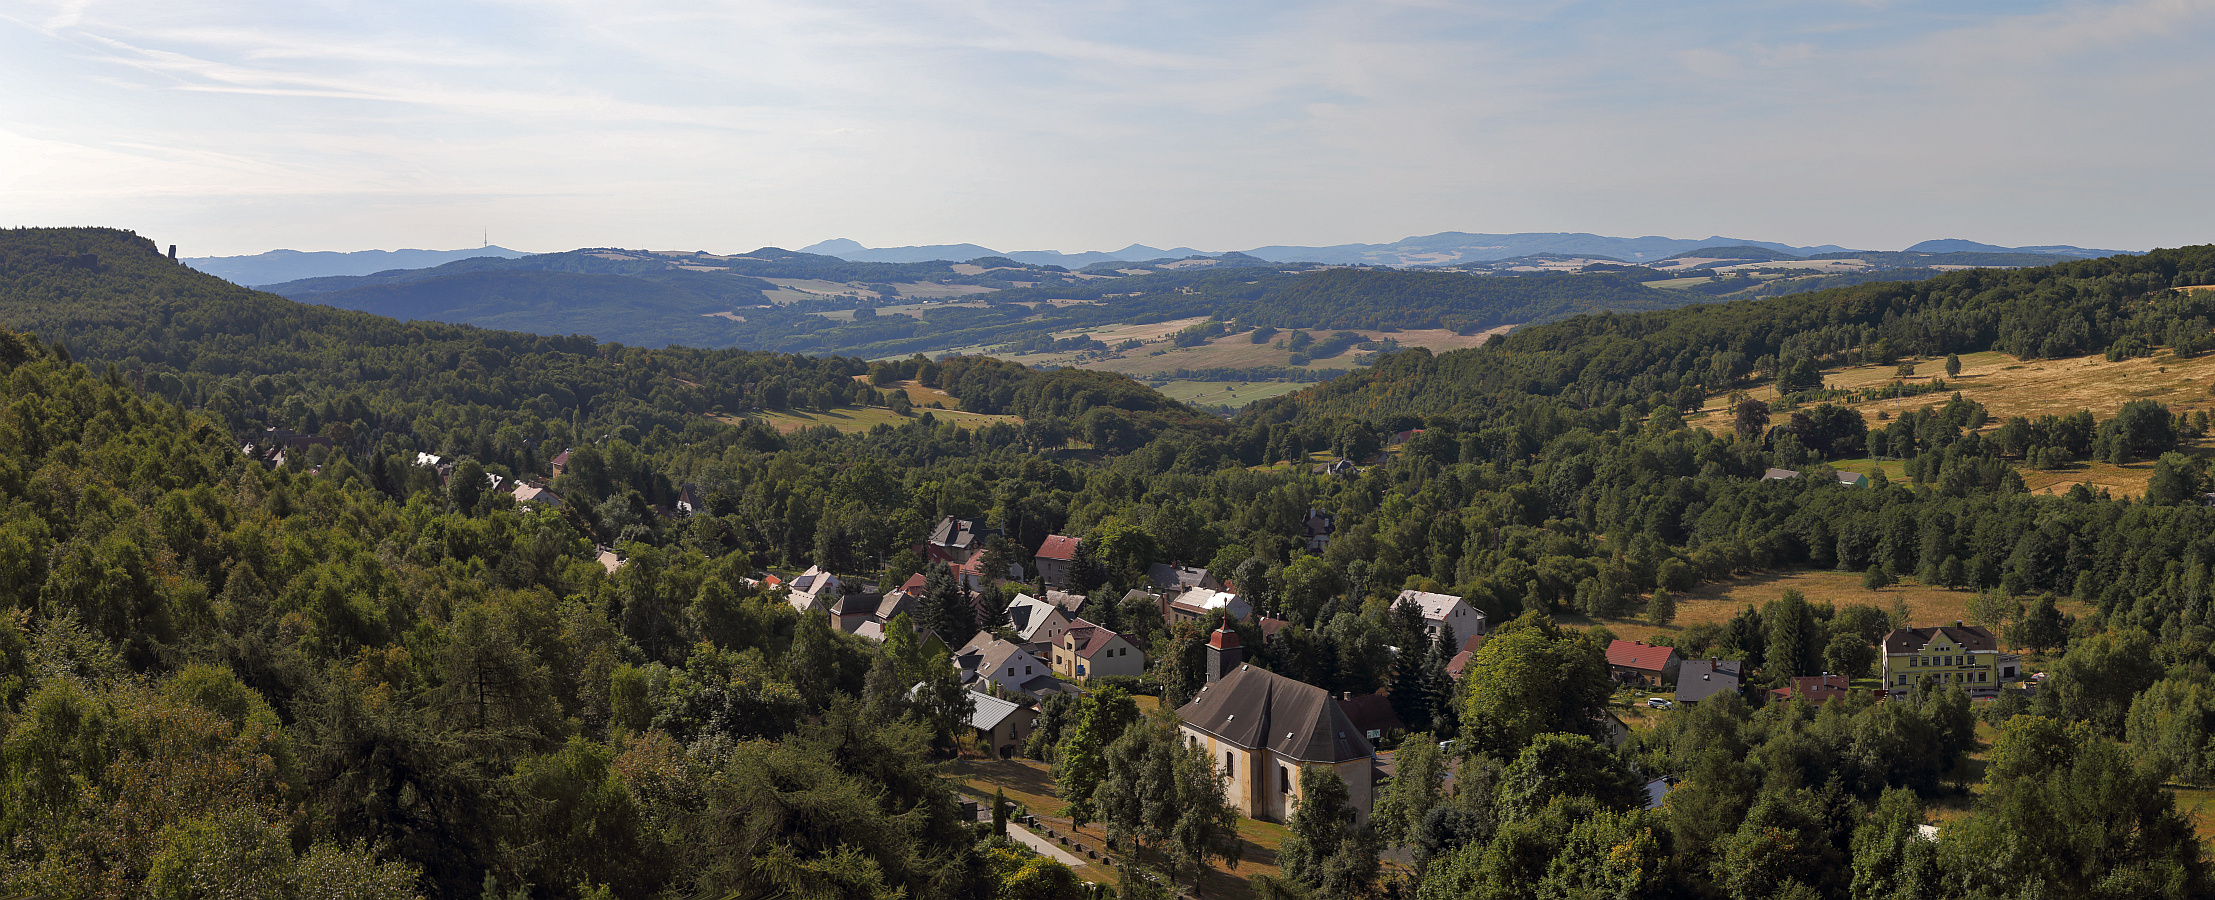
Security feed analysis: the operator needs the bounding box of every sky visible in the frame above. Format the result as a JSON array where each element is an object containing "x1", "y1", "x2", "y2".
[{"x1": 3, "y1": 0, "x2": 2212, "y2": 257}]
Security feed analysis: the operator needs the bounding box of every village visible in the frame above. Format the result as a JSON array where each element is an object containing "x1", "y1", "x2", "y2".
[{"x1": 759, "y1": 511, "x2": 2035, "y2": 882}]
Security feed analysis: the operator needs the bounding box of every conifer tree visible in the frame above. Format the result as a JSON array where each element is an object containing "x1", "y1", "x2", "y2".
[
  {"x1": 918, "y1": 562, "x2": 974, "y2": 643},
  {"x1": 1647, "y1": 588, "x2": 1676, "y2": 626}
]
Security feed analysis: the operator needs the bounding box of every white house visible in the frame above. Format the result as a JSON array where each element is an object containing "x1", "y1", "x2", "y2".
[
  {"x1": 1168, "y1": 588, "x2": 1252, "y2": 625},
  {"x1": 1004, "y1": 593, "x2": 1072, "y2": 648},
  {"x1": 1393, "y1": 590, "x2": 1485, "y2": 643},
  {"x1": 956, "y1": 633, "x2": 1057, "y2": 697},
  {"x1": 786, "y1": 565, "x2": 844, "y2": 614}
]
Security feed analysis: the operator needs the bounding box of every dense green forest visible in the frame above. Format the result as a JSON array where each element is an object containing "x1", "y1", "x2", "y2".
[{"x1": 5, "y1": 227, "x2": 2215, "y2": 898}]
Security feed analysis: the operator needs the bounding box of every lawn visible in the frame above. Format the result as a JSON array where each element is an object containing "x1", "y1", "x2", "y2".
[{"x1": 947, "y1": 756, "x2": 1284, "y2": 898}]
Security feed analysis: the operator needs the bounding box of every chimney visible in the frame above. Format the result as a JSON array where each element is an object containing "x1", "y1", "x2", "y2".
[
  {"x1": 1205, "y1": 616, "x2": 1242, "y2": 684},
  {"x1": 1955, "y1": 620, "x2": 1964, "y2": 628}
]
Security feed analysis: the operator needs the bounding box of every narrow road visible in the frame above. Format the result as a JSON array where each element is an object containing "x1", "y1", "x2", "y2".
[{"x1": 1005, "y1": 821, "x2": 1091, "y2": 869}]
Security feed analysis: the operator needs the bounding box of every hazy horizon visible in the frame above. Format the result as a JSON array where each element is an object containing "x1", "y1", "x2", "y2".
[{"x1": 7, "y1": 1, "x2": 2212, "y2": 257}]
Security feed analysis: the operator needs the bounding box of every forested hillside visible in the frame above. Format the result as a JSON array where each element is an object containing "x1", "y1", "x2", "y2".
[
  {"x1": 0, "y1": 228, "x2": 1215, "y2": 497},
  {"x1": 5, "y1": 226, "x2": 2215, "y2": 899},
  {"x1": 260, "y1": 243, "x2": 1701, "y2": 359},
  {"x1": 1273, "y1": 244, "x2": 2215, "y2": 419}
]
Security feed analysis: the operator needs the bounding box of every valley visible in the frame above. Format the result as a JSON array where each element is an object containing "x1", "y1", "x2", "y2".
[{"x1": 9, "y1": 227, "x2": 2215, "y2": 900}]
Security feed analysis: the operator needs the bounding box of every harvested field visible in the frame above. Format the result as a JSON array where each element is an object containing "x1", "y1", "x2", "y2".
[
  {"x1": 1696, "y1": 350, "x2": 2215, "y2": 497},
  {"x1": 1565, "y1": 569, "x2": 2093, "y2": 650},
  {"x1": 1752, "y1": 350, "x2": 2215, "y2": 424}
]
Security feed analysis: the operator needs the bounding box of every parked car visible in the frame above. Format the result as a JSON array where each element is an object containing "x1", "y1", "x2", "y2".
[{"x1": 1646, "y1": 697, "x2": 1674, "y2": 710}]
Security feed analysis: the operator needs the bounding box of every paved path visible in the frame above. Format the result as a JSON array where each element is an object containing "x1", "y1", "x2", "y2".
[{"x1": 1005, "y1": 821, "x2": 1092, "y2": 869}]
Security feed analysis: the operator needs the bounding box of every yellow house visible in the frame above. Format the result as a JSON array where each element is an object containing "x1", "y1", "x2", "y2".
[
  {"x1": 1880, "y1": 622, "x2": 2022, "y2": 700},
  {"x1": 1175, "y1": 622, "x2": 1374, "y2": 824},
  {"x1": 1050, "y1": 618, "x2": 1144, "y2": 682}
]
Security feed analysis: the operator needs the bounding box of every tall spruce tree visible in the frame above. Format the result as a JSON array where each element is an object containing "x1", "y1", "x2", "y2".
[{"x1": 918, "y1": 562, "x2": 974, "y2": 643}]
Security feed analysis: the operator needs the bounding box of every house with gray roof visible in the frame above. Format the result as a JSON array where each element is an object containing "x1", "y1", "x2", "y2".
[
  {"x1": 1149, "y1": 563, "x2": 1221, "y2": 594},
  {"x1": 1004, "y1": 593, "x2": 1072, "y2": 648},
  {"x1": 923, "y1": 516, "x2": 997, "y2": 564},
  {"x1": 785, "y1": 565, "x2": 844, "y2": 614},
  {"x1": 1674, "y1": 657, "x2": 1743, "y2": 704},
  {"x1": 955, "y1": 635, "x2": 1056, "y2": 698},
  {"x1": 966, "y1": 691, "x2": 1036, "y2": 759}
]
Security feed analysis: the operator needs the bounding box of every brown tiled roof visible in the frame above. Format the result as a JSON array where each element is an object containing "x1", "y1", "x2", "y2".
[
  {"x1": 1881, "y1": 624, "x2": 1996, "y2": 655},
  {"x1": 1063, "y1": 618, "x2": 1124, "y2": 658},
  {"x1": 1771, "y1": 674, "x2": 1855, "y2": 704},
  {"x1": 1447, "y1": 649, "x2": 1474, "y2": 679},
  {"x1": 1607, "y1": 640, "x2": 1679, "y2": 673},
  {"x1": 1036, "y1": 534, "x2": 1081, "y2": 561},
  {"x1": 1177, "y1": 664, "x2": 1373, "y2": 764}
]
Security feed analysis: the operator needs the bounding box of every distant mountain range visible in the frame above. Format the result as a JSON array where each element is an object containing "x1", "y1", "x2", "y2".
[
  {"x1": 1903, "y1": 239, "x2": 2127, "y2": 257},
  {"x1": 800, "y1": 238, "x2": 1207, "y2": 268},
  {"x1": 806, "y1": 232, "x2": 2135, "y2": 269},
  {"x1": 183, "y1": 245, "x2": 533, "y2": 286},
  {"x1": 193, "y1": 232, "x2": 2140, "y2": 290}
]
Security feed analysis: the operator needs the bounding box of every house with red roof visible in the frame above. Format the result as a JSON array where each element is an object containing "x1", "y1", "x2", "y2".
[
  {"x1": 1445, "y1": 633, "x2": 1489, "y2": 680},
  {"x1": 1770, "y1": 674, "x2": 1858, "y2": 706},
  {"x1": 1035, "y1": 534, "x2": 1081, "y2": 586},
  {"x1": 1606, "y1": 639, "x2": 1682, "y2": 687}
]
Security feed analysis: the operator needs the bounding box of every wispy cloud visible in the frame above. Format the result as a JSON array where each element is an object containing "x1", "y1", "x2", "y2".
[{"x1": 2, "y1": 0, "x2": 2210, "y2": 254}]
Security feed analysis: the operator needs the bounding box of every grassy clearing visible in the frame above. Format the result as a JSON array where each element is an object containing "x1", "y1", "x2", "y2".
[
  {"x1": 1826, "y1": 457, "x2": 1912, "y2": 480},
  {"x1": 1843, "y1": 350, "x2": 2215, "y2": 423},
  {"x1": 947, "y1": 756, "x2": 1282, "y2": 898},
  {"x1": 1562, "y1": 569, "x2": 2094, "y2": 649},
  {"x1": 1695, "y1": 349, "x2": 2215, "y2": 498},
  {"x1": 1149, "y1": 380, "x2": 1310, "y2": 409},
  {"x1": 2173, "y1": 786, "x2": 2215, "y2": 845},
  {"x1": 708, "y1": 403, "x2": 1016, "y2": 434}
]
